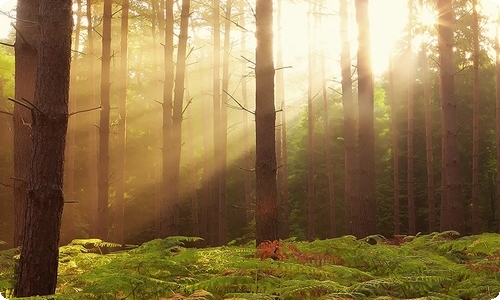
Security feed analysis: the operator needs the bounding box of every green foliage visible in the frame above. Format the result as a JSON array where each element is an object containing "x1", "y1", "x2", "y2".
[{"x1": 2, "y1": 234, "x2": 500, "y2": 299}]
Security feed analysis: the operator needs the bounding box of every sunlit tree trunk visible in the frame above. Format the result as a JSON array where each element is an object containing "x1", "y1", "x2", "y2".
[
  {"x1": 340, "y1": 0, "x2": 356, "y2": 235},
  {"x1": 161, "y1": 0, "x2": 174, "y2": 238},
  {"x1": 187, "y1": 88, "x2": 200, "y2": 237},
  {"x1": 114, "y1": 0, "x2": 129, "y2": 244},
  {"x1": 218, "y1": 0, "x2": 232, "y2": 245},
  {"x1": 495, "y1": 9, "x2": 500, "y2": 233},
  {"x1": 201, "y1": 80, "x2": 212, "y2": 243},
  {"x1": 97, "y1": 0, "x2": 112, "y2": 240},
  {"x1": 86, "y1": 0, "x2": 98, "y2": 238},
  {"x1": 306, "y1": 1, "x2": 316, "y2": 241},
  {"x1": 13, "y1": 0, "x2": 36, "y2": 248},
  {"x1": 354, "y1": 0, "x2": 376, "y2": 238},
  {"x1": 169, "y1": 0, "x2": 191, "y2": 236},
  {"x1": 407, "y1": 0, "x2": 415, "y2": 235},
  {"x1": 471, "y1": 0, "x2": 480, "y2": 234},
  {"x1": 420, "y1": 0, "x2": 435, "y2": 233},
  {"x1": 389, "y1": 56, "x2": 400, "y2": 235},
  {"x1": 437, "y1": 0, "x2": 464, "y2": 233},
  {"x1": 62, "y1": 0, "x2": 82, "y2": 245},
  {"x1": 255, "y1": 0, "x2": 278, "y2": 245},
  {"x1": 15, "y1": 0, "x2": 72, "y2": 295},
  {"x1": 240, "y1": 0, "x2": 253, "y2": 228}
]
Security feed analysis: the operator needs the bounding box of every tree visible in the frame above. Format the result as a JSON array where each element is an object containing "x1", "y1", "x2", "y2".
[
  {"x1": 353, "y1": 0, "x2": 376, "y2": 238},
  {"x1": 255, "y1": 0, "x2": 278, "y2": 245},
  {"x1": 97, "y1": 0, "x2": 112, "y2": 240},
  {"x1": 15, "y1": 0, "x2": 72, "y2": 295},
  {"x1": 471, "y1": 0, "x2": 480, "y2": 234},
  {"x1": 496, "y1": 6, "x2": 500, "y2": 233},
  {"x1": 340, "y1": 0, "x2": 356, "y2": 235},
  {"x1": 13, "y1": 0, "x2": 37, "y2": 248},
  {"x1": 389, "y1": 55, "x2": 400, "y2": 235},
  {"x1": 407, "y1": 0, "x2": 416, "y2": 235},
  {"x1": 114, "y1": 0, "x2": 129, "y2": 244},
  {"x1": 437, "y1": 0, "x2": 465, "y2": 232}
]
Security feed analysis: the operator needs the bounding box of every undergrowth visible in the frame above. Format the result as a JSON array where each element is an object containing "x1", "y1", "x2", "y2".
[{"x1": 0, "y1": 233, "x2": 499, "y2": 299}]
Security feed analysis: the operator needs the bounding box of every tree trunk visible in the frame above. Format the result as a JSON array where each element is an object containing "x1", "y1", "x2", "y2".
[
  {"x1": 13, "y1": 0, "x2": 37, "y2": 248},
  {"x1": 496, "y1": 9, "x2": 500, "y2": 233},
  {"x1": 306, "y1": 1, "x2": 316, "y2": 241},
  {"x1": 211, "y1": 0, "x2": 221, "y2": 246},
  {"x1": 97, "y1": 0, "x2": 112, "y2": 240},
  {"x1": 161, "y1": 0, "x2": 174, "y2": 238},
  {"x1": 219, "y1": 0, "x2": 231, "y2": 245},
  {"x1": 471, "y1": 0, "x2": 480, "y2": 234},
  {"x1": 438, "y1": 0, "x2": 464, "y2": 233},
  {"x1": 114, "y1": 0, "x2": 129, "y2": 244},
  {"x1": 340, "y1": 0, "x2": 356, "y2": 236},
  {"x1": 389, "y1": 55, "x2": 400, "y2": 235},
  {"x1": 407, "y1": 0, "x2": 415, "y2": 235},
  {"x1": 354, "y1": 0, "x2": 376, "y2": 238},
  {"x1": 187, "y1": 89, "x2": 200, "y2": 237},
  {"x1": 15, "y1": 0, "x2": 72, "y2": 295},
  {"x1": 255, "y1": 0, "x2": 278, "y2": 246}
]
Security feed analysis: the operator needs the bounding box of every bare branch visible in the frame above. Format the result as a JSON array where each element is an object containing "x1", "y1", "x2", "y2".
[
  {"x1": 7, "y1": 97, "x2": 32, "y2": 111},
  {"x1": 223, "y1": 90, "x2": 254, "y2": 115},
  {"x1": 0, "y1": 110, "x2": 13, "y2": 116},
  {"x1": 275, "y1": 65, "x2": 292, "y2": 71},
  {"x1": 0, "y1": 41, "x2": 14, "y2": 47},
  {"x1": 181, "y1": 97, "x2": 194, "y2": 117},
  {"x1": 241, "y1": 55, "x2": 256, "y2": 66},
  {"x1": 69, "y1": 106, "x2": 102, "y2": 117}
]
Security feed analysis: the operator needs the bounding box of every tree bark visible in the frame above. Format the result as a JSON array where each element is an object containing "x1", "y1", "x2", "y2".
[
  {"x1": 340, "y1": 0, "x2": 356, "y2": 236},
  {"x1": 407, "y1": 0, "x2": 415, "y2": 235},
  {"x1": 15, "y1": 0, "x2": 72, "y2": 295},
  {"x1": 471, "y1": 0, "x2": 480, "y2": 234},
  {"x1": 496, "y1": 9, "x2": 500, "y2": 233},
  {"x1": 437, "y1": 0, "x2": 464, "y2": 233},
  {"x1": 389, "y1": 55, "x2": 400, "y2": 235},
  {"x1": 354, "y1": 0, "x2": 376, "y2": 238},
  {"x1": 255, "y1": 0, "x2": 278, "y2": 246},
  {"x1": 13, "y1": 0, "x2": 37, "y2": 248}
]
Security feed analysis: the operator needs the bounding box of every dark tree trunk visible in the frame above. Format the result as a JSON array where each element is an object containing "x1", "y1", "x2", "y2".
[
  {"x1": 407, "y1": 0, "x2": 415, "y2": 236},
  {"x1": 389, "y1": 56, "x2": 400, "y2": 235},
  {"x1": 496, "y1": 9, "x2": 500, "y2": 233},
  {"x1": 353, "y1": 0, "x2": 376, "y2": 238},
  {"x1": 255, "y1": 0, "x2": 278, "y2": 246},
  {"x1": 14, "y1": 0, "x2": 72, "y2": 295},
  {"x1": 114, "y1": 0, "x2": 129, "y2": 244},
  {"x1": 97, "y1": 0, "x2": 112, "y2": 240},
  {"x1": 437, "y1": 0, "x2": 465, "y2": 233},
  {"x1": 471, "y1": 0, "x2": 480, "y2": 234},
  {"x1": 340, "y1": 0, "x2": 356, "y2": 235},
  {"x1": 13, "y1": 0, "x2": 37, "y2": 248}
]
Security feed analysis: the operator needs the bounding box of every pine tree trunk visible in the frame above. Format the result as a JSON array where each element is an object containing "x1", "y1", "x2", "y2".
[
  {"x1": 13, "y1": 0, "x2": 36, "y2": 248},
  {"x1": 255, "y1": 0, "x2": 278, "y2": 246},
  {"x1": 437, "y1": 0, "x2": 464, "y2": 233},
  {"x1": 340, "y1": 0, "x2": 356, "y2": 235},
  {"x1": 471, "y1": 0, "x2": 480, "y2": 234},
  {"x1": 15, "y1": 0, "x2": 72, "y2": 295},
  {"x1": 354, "y1": 0, "x2": 376, "y2": 238},
  {"x1": 389, "y1": 56, "x2": 400, "y2": 235},
  {"x1": 407, "y1": 0, "x2": 415, "y2": 235},
  {"x1": 97, "y1": 0, "x2": 112, "y2": 240},
  {"x1": 496, "y1": 9, "x2": 500, "y2": 233},
  {"x1": 114, "y1": 0, "x2": 129, "y2": 244}
]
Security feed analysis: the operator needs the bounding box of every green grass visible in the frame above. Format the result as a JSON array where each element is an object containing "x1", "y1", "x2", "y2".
[{"x1": 1, "y1": 233, "x2": 500, "y2": 299}]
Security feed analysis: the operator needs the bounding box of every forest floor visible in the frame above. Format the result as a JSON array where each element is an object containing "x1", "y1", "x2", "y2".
[{"x1": 1, "y1": 231, "x2": 500, "y2": 299}]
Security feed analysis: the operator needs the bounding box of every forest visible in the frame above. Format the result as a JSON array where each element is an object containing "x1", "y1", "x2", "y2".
[{"x1": 2, "y1": 0, "x2": 500, "y2": 297}]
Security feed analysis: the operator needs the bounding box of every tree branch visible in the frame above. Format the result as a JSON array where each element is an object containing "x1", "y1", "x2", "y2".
[
  {"x1": 223, "y1": 90, "x2": 255, "y2": 115},
  {"x1": 0, "y1": 41, "x2": 14, "y2": 47},
  {"x1": 69, "y1": 106, "x2": 102, "y2": 117},
  {"x1": 0, "y1": 110, "x2": 13, "y2": 116}
]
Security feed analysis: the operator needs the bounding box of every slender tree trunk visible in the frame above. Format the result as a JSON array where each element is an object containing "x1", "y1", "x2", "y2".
[
  {"x1": 255, "y1": 0, "x2": 278, "y2": 246},
  {"x1": 201, "y1": 81, "x2": 212, "y2": 243},
  {"x1": 340, "y1": 0, "x2": 356, "y2": 235},
  {"x1": 62, "y1": 0, "x2": 82, "y2": 245},
  {"x1": 219, "y1": 0, "x2": 231, "y2": 245},
  {"x1": 354, "y1": 0, "x2": 376, "y2": 238},
  {"x1": 437, "y1": 0, "x2": 464, "y2": 233},
  {"x1": 389, "y1": 56, "x2": 400, "y2": 235},
  {"x1": 13, "y1": 0, "x2": 37, "y2": 248},
  {"x1": 187, "y1": 90, "x2": 200, "y2": 237},
  {"x1": 15, "y1": 0, "x2": 72, "y2": 295},
  {"x1": 161, "y1": 0, "x2": 174, "y2": 238},
  {"x1": 471, "y1": 0, "x2": 480, "y2": 234},
  {"x1": 407, "y1": 0, "x2": 415, "y2": 235},
  {"x1": 306, "y1": 1, "x2": 316, "y2": 241},
  {"x1": 114, "y1": 0, "x2": 129, "y2": 244},
  {"x1": 86, "y1": 0, "x2": 98, "y2": 238},
  {"x1": 97, "y1": 0, "x2": 112, "y2": 240},
  {"x1": 211, "y1": 0, "x2": 221, "y2": 246},
  {"x1": 420, "y1": 0, "x2": 435, "y2": 233},
  {"x1": 495, "y1": 9, "x2": 500, "y2": 233},
  {"x1": 169, "y1": 0, "x2": 191, "y2": 236}
]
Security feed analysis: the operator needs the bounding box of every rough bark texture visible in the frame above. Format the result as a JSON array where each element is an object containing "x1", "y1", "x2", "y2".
[
  {"x1": 438, "y1": 0, "x2": 465, "y2": 233},
  {"x1": 97, "y1": 0, "x2": 112, "y2": 240},
  {"x1": 389, "y1": 56, "x2": 400, "y2": 235},
  {"x1": 354, "y1": 0, "x2": 376, "y2": 238},
  {"x1": 340, "y1": 0, "x2": 356, "y2": 235},
  {"x1": 407, "y1": 0, "x2": 415, "y2": 235},
  {"x1": 13, "y1": 0, "x2": 37, "y2": 248},
  {"x1": 255, "y1": 0, "x2": 278, "y2": 246},
  {"x1": 14, "y1": 0, "x2": 72, "y2": 295},
  {"x1": 114, "y1": 0, "x2": 129, "y2": 244},
  {"x1": 471, "y1": 0, "x2": 480, "y2": 234}
]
